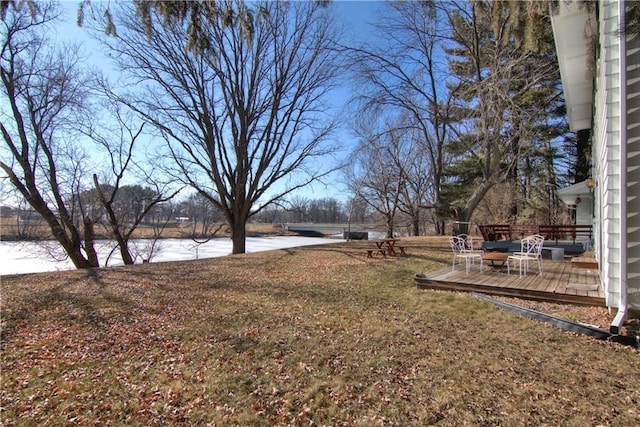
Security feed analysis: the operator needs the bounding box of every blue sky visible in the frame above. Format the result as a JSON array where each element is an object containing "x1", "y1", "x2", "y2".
[{"x1": 48, "y1": 1, "x2": 387, "y2": 204}]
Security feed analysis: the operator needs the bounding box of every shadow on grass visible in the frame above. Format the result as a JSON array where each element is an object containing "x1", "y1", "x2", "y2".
[
  {"x1": 1, "y1": 281, "x2": 74, "y2": 350},
  {"x1": 0, "y1": 239, "x2": 451, "y2": 350},
  {"x1": 1, "y1": 268, "x2": 146, "y2": 347}
]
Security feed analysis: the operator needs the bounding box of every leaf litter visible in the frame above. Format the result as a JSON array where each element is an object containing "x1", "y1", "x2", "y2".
[{"x1": 1, "y1": 237, "x2": 638, "y2": 425}]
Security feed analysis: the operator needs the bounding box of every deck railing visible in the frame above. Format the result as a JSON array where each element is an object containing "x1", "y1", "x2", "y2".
[{"x1": 479, "y1": 224, "x2": 593, "y2": 245}]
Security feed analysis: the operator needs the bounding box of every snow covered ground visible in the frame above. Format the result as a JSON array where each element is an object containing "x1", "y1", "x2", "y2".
[{"x1": 0, "y1": 236, "x2": 344, "y2": 276}]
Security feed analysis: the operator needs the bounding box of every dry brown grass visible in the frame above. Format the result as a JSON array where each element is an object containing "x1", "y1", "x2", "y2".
[{"x1": 1, "y1": 237, "x2": 638, "y2": 426}]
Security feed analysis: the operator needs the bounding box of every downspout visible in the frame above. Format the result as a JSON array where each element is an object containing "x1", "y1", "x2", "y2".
[{"x1": 611, "y1": 0, "x2": 628, "y2": 334}]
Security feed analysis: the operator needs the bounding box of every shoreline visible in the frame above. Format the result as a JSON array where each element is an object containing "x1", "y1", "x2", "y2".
[{"x1": 0, "y1": 235, "x2": 344, "y2": 276}]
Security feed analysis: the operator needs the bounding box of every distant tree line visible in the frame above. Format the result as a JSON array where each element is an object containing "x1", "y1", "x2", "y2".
[
  {"x1": 253, "y1": 197, "x2": 350, "y2": 225},
  {"x1": 252, "y1": 195, "x2": 442, "y2": 236},
  {"x1": 5, "y1": 190, "x2": 402, "y2": 238}
]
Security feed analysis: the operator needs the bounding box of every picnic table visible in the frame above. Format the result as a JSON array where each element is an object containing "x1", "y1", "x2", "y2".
[{"x1": 367, "y1": 239, "x2": 406, "y2": 258}]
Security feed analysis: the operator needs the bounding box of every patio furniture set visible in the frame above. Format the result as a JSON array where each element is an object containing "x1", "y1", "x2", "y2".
[{"x1": 450, "y1": 234, "x2": 545, "y2": 277}]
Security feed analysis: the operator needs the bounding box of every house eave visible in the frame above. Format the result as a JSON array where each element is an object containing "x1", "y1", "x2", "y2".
[
  {"x1": 557, "y1": 181, "x2": 592, "y2": 206},
  {"x1": 550, "y1": 1, "x2": 595, "y2": 132}
]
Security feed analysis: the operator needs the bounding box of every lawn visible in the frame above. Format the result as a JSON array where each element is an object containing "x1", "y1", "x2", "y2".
[{"x1": 1, "y1": 237, "x2": 638, "y2": 426}]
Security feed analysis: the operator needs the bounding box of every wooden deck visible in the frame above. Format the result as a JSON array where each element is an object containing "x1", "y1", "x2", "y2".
[{"x1": 415, "y1": 259, "x2": 605, "y2": 306}]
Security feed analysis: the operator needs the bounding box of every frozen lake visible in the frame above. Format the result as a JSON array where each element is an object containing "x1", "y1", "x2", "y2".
[{"x1": 0, "y1": 236, "x2": 344, "y2": 276}]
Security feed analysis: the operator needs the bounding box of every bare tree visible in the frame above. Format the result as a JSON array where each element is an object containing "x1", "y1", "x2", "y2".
[
  {"x1": 172, "y1": 192, "x2": 226, "y2": 260},
  {"x1": 346, "y1": 2, "x2": 565, "y2": 233},
  {"x1": 391, "y1": 125, "x2": 433, "y2": 236},
  {"x1": 78, "y1": 98, "x2": 181, "y2": 264},
  {"x1": 346, "y1": 1, "x2": 455, "y2": 235},
  {"x1": 1, "y1": 2, "x2": 101, "y2": 268},
  {"x1": 349, "y1": 123, "x2": 431, "y2": 237},
  {"x1": 346, "y1": 127, "x2": 406, "y2": 238},
  {"x1": 179, "y1": 192, "x2": 224, "y2": 238},
  {"x1": 96, "y1": 1, "x2": 343, "y2": 254},
  {"x1": 284, "y1": 196, "x2": 310, "y2": 223},
  {"x1": 1, "y1": 3, "x2": 175, "y2": 268}
]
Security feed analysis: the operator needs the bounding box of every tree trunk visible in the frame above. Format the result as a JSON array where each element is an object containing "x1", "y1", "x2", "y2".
[
  {"x1": 30, "y1": 191, "x2": 98, "y2": 269},
  {"x1": 457, "y1": 178, "x2": 499, "y2": 235},
  {"x1": 454, "y1": 208, "x2": 470, "y2": 235},
  {"x1": 412, "y1": 213, "x2": 420, "y2": 237},
  {"x1": 385, "y1": 214, "x2": 394, "y2": 238},
  {"x1": 82, "y1": 218, "x2": 100, "y2": 267},
  {"x1": 230, "y1": 220, "x2": 247, "y2": 254},
  {"x1": 54, "y1": 219, "x2": 97, "y2": 269},
  {"x1": 45, "y1": 212, "x2": 98, "y2": 269},
  {"x1": 117, "y1": 237, "x2": 135, "y2": 265},
  {"x1": 93, "y1": 176, "x2": 135, "y2": 265},
  {"x1": 67, "y1": 248, "x2": 96, "y2": 269}
]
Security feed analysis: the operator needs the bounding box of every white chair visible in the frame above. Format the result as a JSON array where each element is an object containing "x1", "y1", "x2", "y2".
[
  {"x1": 458, "y1": 234, "x2": 484, "y2": 255},
  {"x1": 450, "y1": 236, "x2": 483, "y2": 274},
  {"x1": 507, "y1": 234, "x2": 545, "y2": 278}
]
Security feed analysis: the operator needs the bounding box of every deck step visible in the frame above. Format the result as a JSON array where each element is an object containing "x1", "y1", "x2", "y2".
[{"x1": 571, "y1": 257, "x2": 598, "y2": 269}]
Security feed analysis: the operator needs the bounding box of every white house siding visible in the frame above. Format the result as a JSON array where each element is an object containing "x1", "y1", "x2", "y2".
[
  {"x1": 593, "y1": 1, "x2": 640, "y2": 311},
  {"x1": 572, "y1": 191, "x2": 593, "y2": 227},
  {"x1": 625, "y1": 9, "x2": 640, "y2": 311},
  {"x1": 575, "y1": 203, "x2": 592, "y2": 226},
  {"x1": 593, "y1": 0, "x2": 621, "y2": 308}
]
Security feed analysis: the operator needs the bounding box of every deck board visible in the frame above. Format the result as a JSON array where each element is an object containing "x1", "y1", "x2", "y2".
[
  {"x1": 416, "y1": 260, "x2": 604, "y2": 306},
  {"x1": 548, "y1": 262, "x2": 569, "y2": 293}
]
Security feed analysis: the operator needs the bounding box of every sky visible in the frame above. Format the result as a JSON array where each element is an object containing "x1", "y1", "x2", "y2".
[{"x1": 47, "y1": 0, "x2": 387, "y2": 204}]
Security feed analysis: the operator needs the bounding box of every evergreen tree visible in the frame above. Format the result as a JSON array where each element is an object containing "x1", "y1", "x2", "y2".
[{"x1": 441, "y1": 0, "x2": 567, "y2": 230}]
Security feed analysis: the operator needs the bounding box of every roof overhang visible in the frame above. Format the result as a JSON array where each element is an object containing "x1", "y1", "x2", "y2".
[
  {"x1": 557, "y1": 181, "x2": 591, "y2": 206},
  {"x1": 550, "y1": 1, "x2": 596, "y2": 131}
]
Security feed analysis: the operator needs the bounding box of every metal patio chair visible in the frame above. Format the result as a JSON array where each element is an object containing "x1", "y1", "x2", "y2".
[
  {"x1": 450, "y1": 235, "x2": 484, "y2": 275},
  {"x1": 507, "y1": 234, "x2": 545, "y2": 278}
]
